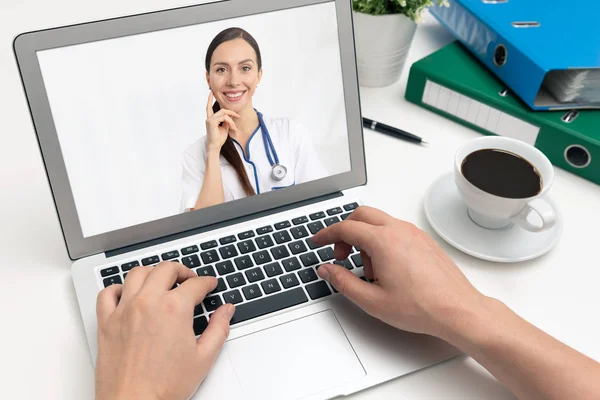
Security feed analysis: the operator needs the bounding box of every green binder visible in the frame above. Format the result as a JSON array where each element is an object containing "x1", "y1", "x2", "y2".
[{"x1": 405, "y1": 41, "x2": 600, "y2": 186}]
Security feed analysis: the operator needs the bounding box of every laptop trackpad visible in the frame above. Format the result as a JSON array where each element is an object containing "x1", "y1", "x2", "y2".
[{"x1": 225, "y1": 310, "x2": 366, "y2": 400}]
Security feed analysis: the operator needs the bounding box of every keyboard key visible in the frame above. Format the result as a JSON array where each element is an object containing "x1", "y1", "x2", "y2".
[
  {"x1": 261, "y1": 279, "x2": 282, "y2": 295},
  {"x1": 242, "y1": 284, "x2": 262, "y2": 301},
  {"x1": 317, "y1": 247, "x2": 334, "y2": 262},
  {"x1": 237, "y1": 240, "x2": 256, "y2": 254},
  {"x1": 212, "y1": 278, "x2": 227, "y2": 294},
  {"x1": 181, "y1": 245, "x2": 199, "y2": 255},
  {"x1": 203, "y1": 295, "x2": 223, "y2": 312},
  {"x1": 274, "y1": 221, "x2": 291, "y2": 230},
  {"x1": 340, "y1": 212, "x2": 352, "y2": 220},
  {"x1": 343, "y1": 202, "x2": 359, "y2": 211},
  {"x1": 307, "y1": 221, "x2": 325, "y2": 235},
  {"x1": 103, "y1": 275, "x2": 122, "y2": 287},
  {"x1": 309, "y1": 211, "x2": 326, "y2": 220},
  {"x1": 256, "y1": 235, "x2": 275, "y2": 249},
  {"x1": 219, "y1": 245, "x2": 238, "y2": 259},
  {"x1": 219, "y1": 235, "x2": 236, "y2": 245},
  {"x1": 300, "y1": 252, "x2": 319, "y2": 267},
  {"x1": 351, "y1": 254, "x2": 363, "y2": 268},
  {"x1": 245, "y1": 267, "x2": 265, "y2": 283},
  {"x1": 288, "y1": 241, "x2": 307, "y2": 255},
  {"x1": 234, "y1": 255, "x2": 253, "y2": 270},
  {"x1": 280, "y1": 273, "x2": 300, "y2": 289},
  {"x1": 252, "y1": 250, "x2": 272, "y2": 265},
  {"x1": 200, "y1": 240, "x2": 218, "y2": 250},
  {"x1": 100, "y1": 266, "x2": 119, "y2": 277},
  {"x1": 193, "y1": 316, "x2": 209, "y2": 335},
  {"x1": 194, "y1": 303, "x2": 204, "y2": 317},
  {"x1": 326, "y1": 207, "x2": 343, "y2": 215},
  {"x1": 292, "y1": 216, "x2": 309, "y2": 225},
  {"x1": 123, "y1": 273, "x2": 128, "y2": 279},
  {"x1": 223, "y1": 290, "x2": 244, "y2": 304},
  {"x1": 141, "y1": 256, "x2": 159, "y2": 266},
  {"x1": 298, "y1": 268, "x2": 318, "y2": 283},
  {"x1": 215, "y1": 260, "x2": 235, "y2": 275},
  {"x1": 227, "y1": 272, "x2": 246, "y2": 288},
  {"x1": 230, "y1": 287, "x2": 308, "y2": 325},
  {"x1": 201, "y1": 250, "x2": 220, "y2": 264},
  {"x1": 121, "y1": 261, "x2": 139, "y2": 272},
  {"x1": 305, "y1": 237, "x2": 323, "y2": 250},
  {"x1": 197, "y1": 265, "x2": 216, "y2": 277},
  {"x1": 271, "y1": 245, "x2": 290, "y2": 260},
  {"x1": 282, "y1": 257, "x2": 302, "y2": 272},
  {"x1": 324, "y1": 216, "x2": 340, "y2": 227},
  {"x1": 182, "y1": 254, "x2": 201, "y2": 268},
  {"x1": 256, "y1": 225, "x2": 273, "y2": 235},
  {"x1": 161, "y1": 250, "x2": 179, "y2": 261},
  {"x1": 264, "y1": 262, "x2": 284, "y2": 277},
  {"x1": 290, "y1": 226, "x2": 309, "y2": 239},
  {"x1": 305, "y1": 281, "x2": 332, "y2": 300},
  {"x1": 334, "y1": 259, "x2": 353, "y2": 270},
  {"x1": 273, "y1": 231, "x2": 292, "y2": 244},
  {"x1": 238, "y1": 230, "x2": 255, "y2": 240}
]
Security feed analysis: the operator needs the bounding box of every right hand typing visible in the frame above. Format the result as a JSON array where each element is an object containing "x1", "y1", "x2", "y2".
[
  {"x1": 205, "y1": 91, "x2": 240, "y2": 152},
  {"x1": 312, "y1": 206, "x2": 485, "y2": 338}
]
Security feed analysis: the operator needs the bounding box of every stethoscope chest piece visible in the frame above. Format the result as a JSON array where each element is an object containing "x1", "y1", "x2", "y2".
[{"x1": 271, "y1": 163, "x2": 287, "y2": 181}]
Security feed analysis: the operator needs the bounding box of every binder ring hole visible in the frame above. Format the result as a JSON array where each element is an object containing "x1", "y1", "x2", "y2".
[
  {"x1": 512, "y1": 21, "x2": 541, "y2": 28},
  {"x1": 562, "y1": 110, "x2": 579, "y2": 123},
  {"x1": 493, "y1": 44, "x2": 507, "y2": 67},
  {"x1": 565, "y1": 145, "x2": 591, "y2": 168}
]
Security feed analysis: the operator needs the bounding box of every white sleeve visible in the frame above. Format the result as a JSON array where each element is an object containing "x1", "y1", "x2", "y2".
[
  {"x1": 180, "y1": 145, "x2": 206, "y2": 213},
  {"x1": 291, "y1": 121, "x2": 329, "y2": 184}
]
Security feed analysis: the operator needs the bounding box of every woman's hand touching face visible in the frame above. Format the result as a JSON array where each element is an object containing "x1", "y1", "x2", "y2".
[{"x1": 205, "y1": 91, "x2": 240, "y2": 153}]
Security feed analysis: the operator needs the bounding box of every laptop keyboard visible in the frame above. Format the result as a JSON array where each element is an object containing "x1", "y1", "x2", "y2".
[{"x1": 99, "y1": 201, "x2": 365, "y2": 335}]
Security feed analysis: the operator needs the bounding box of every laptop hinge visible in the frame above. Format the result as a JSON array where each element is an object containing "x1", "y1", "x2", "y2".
[{"x1": 106, "y1": 191, "x2": 344, "y2": 258}]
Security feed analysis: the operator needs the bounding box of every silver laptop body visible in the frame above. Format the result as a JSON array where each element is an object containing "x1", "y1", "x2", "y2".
[{"x1": 13, "y1": 1, "x2": 460, "y2": 399}]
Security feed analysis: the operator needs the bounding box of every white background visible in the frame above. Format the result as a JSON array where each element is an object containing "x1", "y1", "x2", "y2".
[
  {"x1": 1, "y1": 1, "x2": 599, "y2": 400},
  {"x1": 37, "y1": 1, "x2": 350, "y2": 238}
]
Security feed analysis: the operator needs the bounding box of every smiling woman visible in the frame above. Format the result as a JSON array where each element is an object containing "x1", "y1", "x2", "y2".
[{"x1": 180, "y1": 27, "x2": 329, "y2": 213}]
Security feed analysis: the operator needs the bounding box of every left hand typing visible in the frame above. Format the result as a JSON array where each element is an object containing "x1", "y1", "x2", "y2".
[{"x1": 95, "y1": 262, "x2": 235, "y2": 400}]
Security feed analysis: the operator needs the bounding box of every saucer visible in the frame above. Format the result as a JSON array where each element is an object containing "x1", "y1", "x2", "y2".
[{"x1": 423, "y1": 173, "x2": 563, "y2": 263}]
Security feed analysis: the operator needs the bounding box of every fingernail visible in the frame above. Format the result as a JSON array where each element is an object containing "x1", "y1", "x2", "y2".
[
  {"x1": 226, "y1": 304, "x2": 236, "y2": 319},
  {"x1": 318, "y1": 265, "x2": 331, "y2": 281}
]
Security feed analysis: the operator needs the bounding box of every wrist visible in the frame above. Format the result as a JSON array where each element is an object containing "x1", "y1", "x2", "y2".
[{"x1": 432, "y1": 293, "x2": 504, "y2": 350}]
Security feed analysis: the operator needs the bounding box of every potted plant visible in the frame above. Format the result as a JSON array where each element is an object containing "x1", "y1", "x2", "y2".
[{"x1": 353, "y1": 0, "x2": 449, "y2": 87}]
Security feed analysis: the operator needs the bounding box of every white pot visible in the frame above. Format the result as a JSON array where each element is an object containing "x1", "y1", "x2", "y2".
[{"x1": 353, "y1": 11, "x2": 417, "y2": 87}]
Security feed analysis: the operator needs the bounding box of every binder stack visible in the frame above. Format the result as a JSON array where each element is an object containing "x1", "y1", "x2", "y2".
[
  {"x1": 428, "y1": 0, "x2": 600, "y2": 111},
  {"x1": 405, "y1": 41, "x2": 600, "y2": 185}
]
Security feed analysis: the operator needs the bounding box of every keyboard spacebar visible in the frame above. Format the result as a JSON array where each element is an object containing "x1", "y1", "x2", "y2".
[{"x1": 230, "y1": 288, "x2": 309, "y2": 325}]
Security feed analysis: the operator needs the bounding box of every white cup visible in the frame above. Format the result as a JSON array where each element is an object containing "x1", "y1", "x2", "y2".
[{"x1": 454, "y1": 136, "x2": 557, "y2": 232}]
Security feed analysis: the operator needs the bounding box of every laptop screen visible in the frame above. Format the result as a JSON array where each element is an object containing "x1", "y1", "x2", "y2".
[{"x1": 36, "y1": 1, "x2": 351, "y2": 238}]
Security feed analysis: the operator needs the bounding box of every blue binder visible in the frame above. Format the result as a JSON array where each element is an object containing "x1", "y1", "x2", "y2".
[{"x1": 429, "y1": 0, "x2": 600, "y2": 111}]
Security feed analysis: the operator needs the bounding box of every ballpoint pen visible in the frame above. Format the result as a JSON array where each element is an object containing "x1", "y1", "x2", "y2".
[{"x1": 362, "y1": 117, "x2": 428, "y2": 145}]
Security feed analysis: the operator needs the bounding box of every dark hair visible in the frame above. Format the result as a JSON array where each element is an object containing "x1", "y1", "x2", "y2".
[{"x1": 206, "y1": 28, "x2": 262, "y2": 197}]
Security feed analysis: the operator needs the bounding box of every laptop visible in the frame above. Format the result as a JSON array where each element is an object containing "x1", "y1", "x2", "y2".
[{"x1": 13, "y1": 0, "x2": 460, "y2": 398}]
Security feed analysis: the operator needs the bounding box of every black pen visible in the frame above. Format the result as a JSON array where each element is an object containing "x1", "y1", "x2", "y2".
[{"x1": 362, "y1": 117, "x2": 428, "y2": 145}]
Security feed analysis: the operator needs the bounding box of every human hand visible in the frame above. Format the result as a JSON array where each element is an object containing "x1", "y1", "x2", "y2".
[
  {"x1": 95, "y1": 262, "x2": 235, "y2": 400},
  {"x1": 312, "y1": 206, "x2": 485, "y2": 338},
  {"x1": 205, "y1": 91, "x2": 240, "y2": 153}
]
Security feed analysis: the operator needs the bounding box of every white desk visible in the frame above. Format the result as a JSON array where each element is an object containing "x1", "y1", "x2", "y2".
[{"x1": 1, "y1": 1, "x2": 599, "y2": 399}]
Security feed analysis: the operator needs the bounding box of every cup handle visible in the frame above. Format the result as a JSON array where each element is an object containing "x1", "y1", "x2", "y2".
[{"x1": 510, "y1": 198, "x2": 557, "y2": 232}]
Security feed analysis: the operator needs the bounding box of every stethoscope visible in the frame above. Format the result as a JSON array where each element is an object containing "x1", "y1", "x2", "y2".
[{"x1": 257, "y1": 111, "x2": 287, "y2": 181}]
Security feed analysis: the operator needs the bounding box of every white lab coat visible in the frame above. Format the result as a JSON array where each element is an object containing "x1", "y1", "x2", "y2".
[{"x1": 180, "y1": 116, "x2": 329, "y2": 212}]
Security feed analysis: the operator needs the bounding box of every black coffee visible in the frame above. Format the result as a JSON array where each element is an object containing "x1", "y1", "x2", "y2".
[{"x1": 461, "y1": 149, "x2": 542, "y2": 199}]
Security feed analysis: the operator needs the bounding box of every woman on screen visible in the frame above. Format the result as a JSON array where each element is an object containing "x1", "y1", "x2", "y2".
[{"x1": 180, "y1": 27, "x2": 328, "y2": 212}]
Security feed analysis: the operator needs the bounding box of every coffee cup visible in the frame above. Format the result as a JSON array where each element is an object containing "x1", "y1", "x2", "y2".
[{"x1": 454, "y1": 136, "x2": 557, "y2": 232}]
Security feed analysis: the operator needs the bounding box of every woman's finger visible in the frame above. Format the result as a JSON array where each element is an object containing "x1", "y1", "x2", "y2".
[
  {"x1": 212, "y1": 108, "x2": 242, "y2": 120},
  {"x1": 311, "y1": 219, "x2": 378, "y2": 255},
  {"x1": 141, "y1": 262, "x2": 196, "y2": 294},
  {"x1": 223, "y1": 115, "x2": 238, "y2": 133},
  {"x1": 119, "y1": 266, "x2": 153, "y2": 304},
  {"x1": 96, "y1": 284, "x2": 123, "y2": 326},
  {"x1": 206, "y1": 91, "x2": 214, "y2": 118}
]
